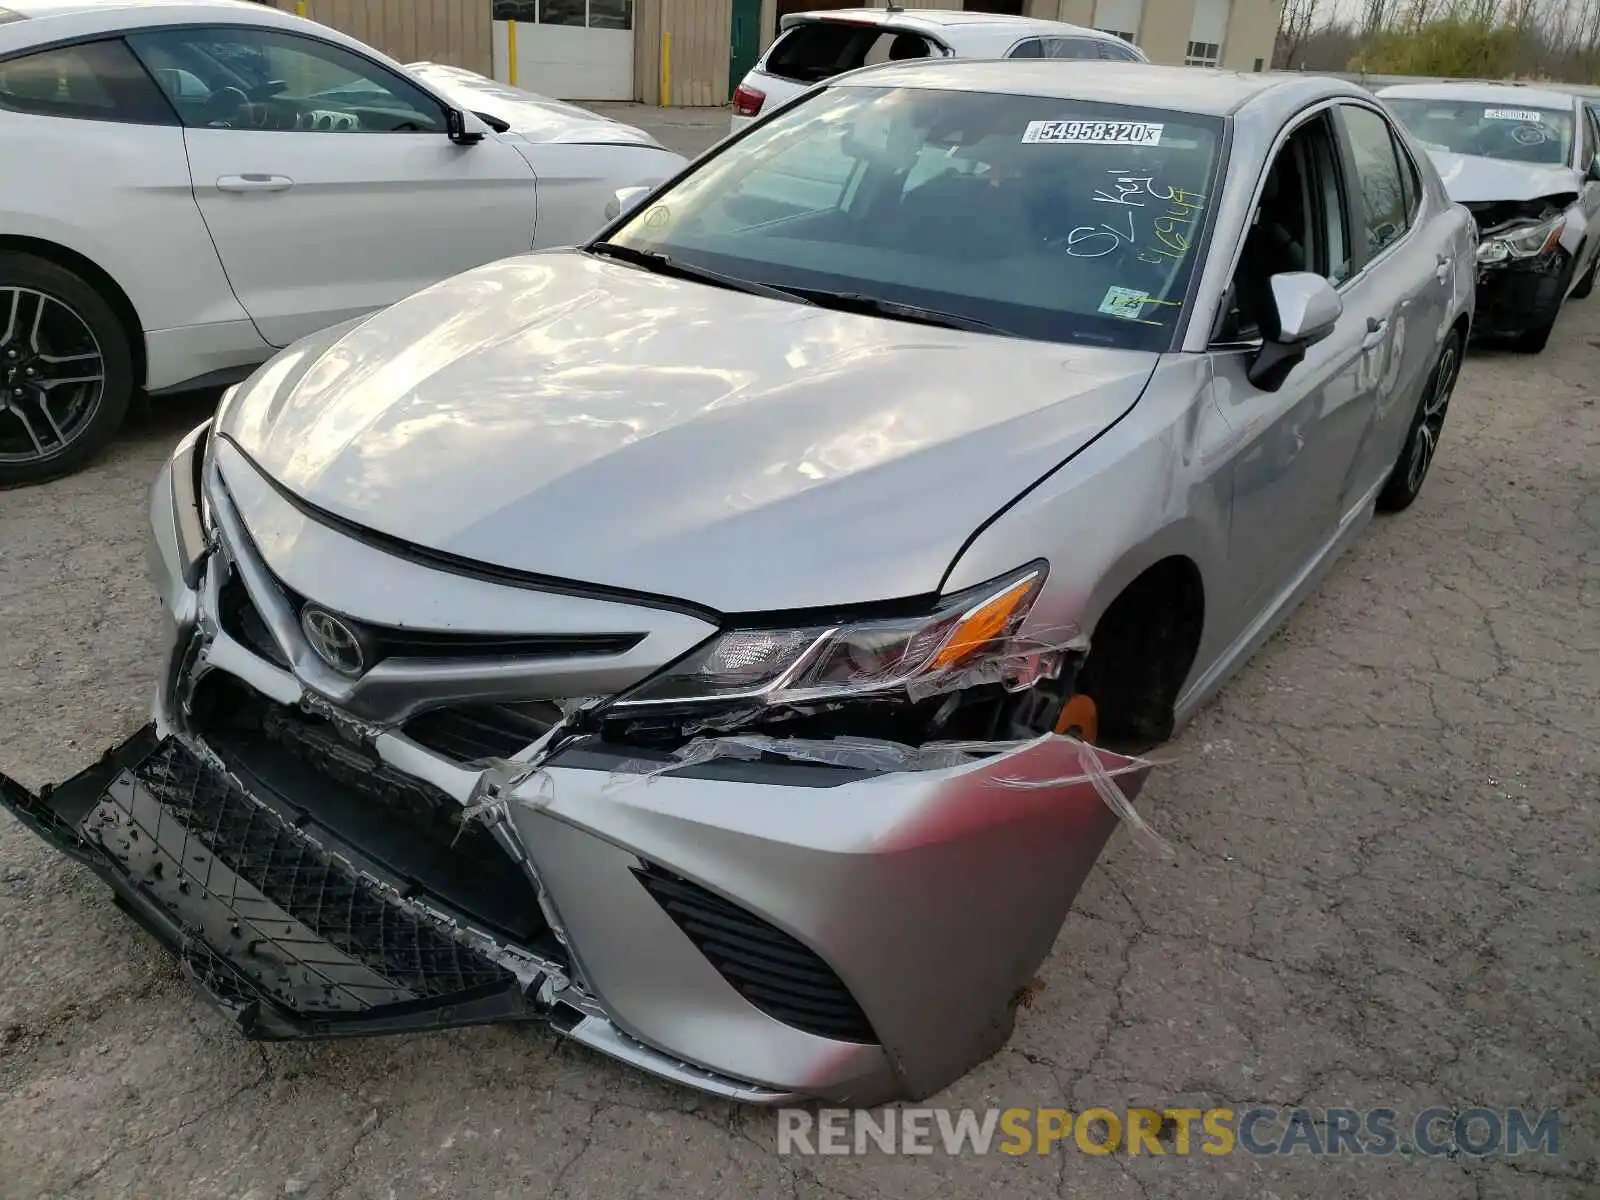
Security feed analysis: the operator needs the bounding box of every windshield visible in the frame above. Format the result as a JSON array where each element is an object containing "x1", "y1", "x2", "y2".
[
  {"x1": 1385, "y1": 98, "x2": 1574, "y2": 167},
  {"x1": 603, "y1": 85, "x2": 1224, "y2": 350}
]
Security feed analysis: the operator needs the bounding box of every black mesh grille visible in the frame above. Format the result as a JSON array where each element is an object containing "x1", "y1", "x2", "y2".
[
  {"x1": 134, "y1": 741, "x2": 514, "y2": 999},
  {"x1": 402, "y1": 702, "x2": 562, "y2": 762},
  {"x1": 634, "y1": 865, "x2": 878, "y2": 1044}
]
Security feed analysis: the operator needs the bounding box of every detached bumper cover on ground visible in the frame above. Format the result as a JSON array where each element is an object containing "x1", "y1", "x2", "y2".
[
  {"x1": 0, "y1": 728, "x2": 543, "y2": 1041},
  {"x1": 0, "y1": 714, "x2": 1155, "y2": 1103}
]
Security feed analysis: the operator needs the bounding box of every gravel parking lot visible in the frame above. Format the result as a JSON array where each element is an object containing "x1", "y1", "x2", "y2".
[{"x1": 1, "y1": 108, "x2": 1596, "y2": 1200}]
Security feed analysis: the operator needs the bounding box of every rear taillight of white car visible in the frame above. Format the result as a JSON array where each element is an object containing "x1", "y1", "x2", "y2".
[{"x1": 733, "y1": 84, "x2": 765, "y2": 118}]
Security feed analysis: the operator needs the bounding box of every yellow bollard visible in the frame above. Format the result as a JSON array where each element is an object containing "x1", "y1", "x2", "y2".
[
  {"x1": 295, "y1": 0, "x2": 306, "y2": 14},
  {"x1": 660, "y1": 32, "x2": 671, "y2": 108},
  {"x1": 507, "y1": 20, "x2": 518, "y2": 87}
]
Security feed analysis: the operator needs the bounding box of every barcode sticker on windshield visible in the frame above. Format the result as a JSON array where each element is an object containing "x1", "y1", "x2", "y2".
[
  {"x1": 1484, "y1": 108, "x2": 1541, "y2": 122},
  {"x1": 1023, "y1": 120, "x2": 1164, "y2": 146}
]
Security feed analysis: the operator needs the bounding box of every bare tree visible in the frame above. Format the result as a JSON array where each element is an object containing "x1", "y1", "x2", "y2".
[{"x1": 1276, "y1": 0, "x2": 1331, "y2": 67}]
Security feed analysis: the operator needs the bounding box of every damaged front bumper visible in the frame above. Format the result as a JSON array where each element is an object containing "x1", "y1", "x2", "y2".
[
  {"x1": 1473, "y1": 251, "x2": 1570, "y2": 339},
  {"x1": 0, "y1": 424, "x2": 1159, "y2": 1106}
]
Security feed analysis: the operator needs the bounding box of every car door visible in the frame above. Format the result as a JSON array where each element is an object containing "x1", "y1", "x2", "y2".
[
  {"x1": 1207, "y1": 108, "x2": 1380, "y2": 623},
  {"x1": 126, "y1": 25, "x2": 538, "y2": 348},
  {"x1": 1332, "y1": 100, "x2": 1448, "y2": 514},
  {"x1": 0, "y1": 36, "x2": 257, "y2": 385}
]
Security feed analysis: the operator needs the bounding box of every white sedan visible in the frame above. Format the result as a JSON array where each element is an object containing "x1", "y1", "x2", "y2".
[{"x1": 0, "y1": 0, "x2": 686, "y2": 484}]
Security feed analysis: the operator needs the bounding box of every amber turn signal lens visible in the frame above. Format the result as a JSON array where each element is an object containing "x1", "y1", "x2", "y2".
[{"x1": 928, "y1": 573, "x2": 1041, "y2": 670}]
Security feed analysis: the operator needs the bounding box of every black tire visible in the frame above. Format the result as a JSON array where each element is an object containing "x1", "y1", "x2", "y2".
[
  {"x1": 1571, "y1": 248, "x2": 1597, "y2": 300},
  {"x1": 1377, "y1": 330, "x2": 1461, "y2": 514},
  {"x1": 0, "y1": 252, "x2": 133, "y2": 487}
]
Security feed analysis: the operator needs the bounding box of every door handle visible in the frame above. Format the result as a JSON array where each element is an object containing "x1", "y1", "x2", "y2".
[
  {"x1": 1361, "y1": 316, "x2": 1388, "y2": 351},
  {"x1": 216, "y1": 174, "x2": 295, "y2": 194},
  {"x1": 1435, "y1": 253, "x2": 1451, "y2": 283}
]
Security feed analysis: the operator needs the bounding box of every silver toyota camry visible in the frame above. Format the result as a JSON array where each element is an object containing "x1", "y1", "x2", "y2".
[{"x1": 2, "y1": 62, "x2": 1474, "y2": 1106}]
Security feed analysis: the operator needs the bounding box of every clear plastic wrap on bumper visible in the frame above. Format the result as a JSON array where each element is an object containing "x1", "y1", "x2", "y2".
[
  {"x1": 455, "y1": 618, "x2": 1171, "y2": 858},
  {"x1": 600, "y1": 731, "x2": 1173, "y2": 858}
]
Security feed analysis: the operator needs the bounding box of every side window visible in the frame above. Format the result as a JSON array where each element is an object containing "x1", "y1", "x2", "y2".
[
  {"x1": 1007, "y1": 38, "x2": 1044, "y2": 58},
  {"x1": 126, "y1": 27, "x2": 446, "y2": 133},
  {"x1": 0, "y1": 38, "x2": 176, "y2": 124},
  {"x1": 1579, "y1": 106, "x2": 1598, "y2": 171},
  {"x1": 1216, "y1": 113, "x2": 1351, "y2": 342},
  {"x1": 1044, "y1": 38, "x2": 1104, "y2": 59},
  {"x1": 1340, "y1": 104, "x2": 1409, "y2": 258},
  {"x1": 1097, "y1": 38, "x2": 1143, "y2": 60}
]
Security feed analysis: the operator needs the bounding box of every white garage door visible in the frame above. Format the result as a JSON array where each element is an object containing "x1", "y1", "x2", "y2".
[{"x1": 493, "y1": 0, "x2": 634, "y2": 101}]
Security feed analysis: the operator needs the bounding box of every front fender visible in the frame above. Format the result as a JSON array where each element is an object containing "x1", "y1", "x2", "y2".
[{"x1": 943, "y1": 354, "x2": 1229, "y2": 672}]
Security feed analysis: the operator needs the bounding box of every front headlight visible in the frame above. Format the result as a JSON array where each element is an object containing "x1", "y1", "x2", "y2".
[
  {"x1": 1477, "y1": 216, "x2": 1562, "y2": 263},
  {"x1": 614, "y1": 562, "x2": 1080, "y2": 711}
]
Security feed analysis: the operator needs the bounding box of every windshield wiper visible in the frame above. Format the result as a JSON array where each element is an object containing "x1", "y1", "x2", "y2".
[
  {"x1": 777, "y1": 289, "x2": 1010, "y2": 336},
  {"x1": 586, "y1": 242, "x2": 811, "y2": 305}
]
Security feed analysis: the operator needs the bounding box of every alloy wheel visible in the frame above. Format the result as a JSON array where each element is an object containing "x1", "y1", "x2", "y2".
[
  {"x1": 0, "y1": 287, "x2": 107, "y2": 465},
  {"x1": 1406, "y1": 341, "x2": 1458, "y2": 495}
]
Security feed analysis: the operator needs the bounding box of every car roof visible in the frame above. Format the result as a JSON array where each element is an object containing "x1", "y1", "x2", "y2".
[
  {"x1": 1376, "y1": 80, "x2": 1578, "y2": 110},
  {"x1": 3, "y1": 0, "x2": 259, "y2": 15},
  {"x1": 835, "y1": 59, "x2": 1366, "y2": 117},
  {"x1": 781, "y1": 7, "x2": 1126, "y2": 44}
]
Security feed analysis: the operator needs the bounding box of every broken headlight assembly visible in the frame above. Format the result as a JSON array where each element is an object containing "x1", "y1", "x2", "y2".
[
  {"x1": 611, "y1": 562, "x2": 1079, "y2": 725},
  {"x1": 1477, "y1": 215, "x2": 1563, "y2": 264}
]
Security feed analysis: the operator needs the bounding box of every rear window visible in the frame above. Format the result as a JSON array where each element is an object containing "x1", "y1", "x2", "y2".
[{"x1": 764, "y1": 22, "x2": 937, "y2": 84}]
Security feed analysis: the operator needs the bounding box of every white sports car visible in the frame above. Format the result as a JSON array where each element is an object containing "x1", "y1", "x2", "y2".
[{"x1": 0, "y1": 0, "x2": 687, "y2": 484}]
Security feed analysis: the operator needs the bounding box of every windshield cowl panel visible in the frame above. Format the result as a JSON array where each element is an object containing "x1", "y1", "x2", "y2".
[{"x1": 603, "y1": 85, "x2": 1225, "y2": 353}]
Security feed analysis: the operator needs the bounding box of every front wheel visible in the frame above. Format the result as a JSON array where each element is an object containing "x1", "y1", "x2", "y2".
[
  {"x1": 0, "y1": 252, "x2": 133, "y2": 487},
  {"x1": 1377, "y1": 331, "x2": 1460, "y2": 514}
]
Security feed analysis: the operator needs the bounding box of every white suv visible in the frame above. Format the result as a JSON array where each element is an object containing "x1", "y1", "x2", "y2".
[{"x1": 730, "y1": 8, "x2": 1148, "y2": 133}]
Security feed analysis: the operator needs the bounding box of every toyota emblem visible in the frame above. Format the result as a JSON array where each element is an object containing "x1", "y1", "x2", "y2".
[{"x1": 300, "y1": 607, "x2": 365, "y2": 677}]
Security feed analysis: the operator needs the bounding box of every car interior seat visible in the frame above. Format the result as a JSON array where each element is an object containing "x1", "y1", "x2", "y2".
[
  {"x1": 1229, "y1": 157, "x2": 1308, "y2": 337},
  {"x1": 888, "y1": 33, "x2": 931, "y2": 60}
]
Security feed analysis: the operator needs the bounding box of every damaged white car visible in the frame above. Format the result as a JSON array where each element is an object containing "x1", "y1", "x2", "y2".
[
  {"x1": 1380, "y1": 81, "x2": 1600, "y2": 351},
  {"x1": 1, "y1": 63, "x2": 1473, "y2": 1104}
]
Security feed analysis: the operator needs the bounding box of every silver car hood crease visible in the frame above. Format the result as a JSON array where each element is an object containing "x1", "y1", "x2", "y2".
[{"x1": 218, "y1": 251, "x2": 1157, "y2": 613}]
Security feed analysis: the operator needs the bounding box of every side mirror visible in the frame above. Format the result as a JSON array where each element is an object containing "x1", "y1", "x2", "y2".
[
  {"x1": 445, "y1": 107, "x2": 486, "y2": 146},
  {"x1": 605, "y1": 184, "x2": 653, "y2": 221},
  {"x1": 1585, "y1": 154, "x2": 1600, "y2": 183},
  {"x1": 1247, "y1": 272, "x2": 1342, "y2": 391}
]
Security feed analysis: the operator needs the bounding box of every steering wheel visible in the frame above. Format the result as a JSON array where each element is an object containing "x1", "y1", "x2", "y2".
[
  {"x1": 391, "y1": 120, "x2": 422, "y2": 132},
  {"x1": 200, "y1": 85, "x2": 249, "y2": 127}
]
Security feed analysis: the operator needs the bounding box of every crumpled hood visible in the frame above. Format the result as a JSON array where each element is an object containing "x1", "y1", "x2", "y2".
[
  {"x1": 216, "y1": 251, "x2": 1156, "y2": 613},
  {"x1": 406, "y1": 62, "x2": 665, "y2": 148},
  {"x1": 1422, "y1": 148, "x2": 1579, "y2": 204}
]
